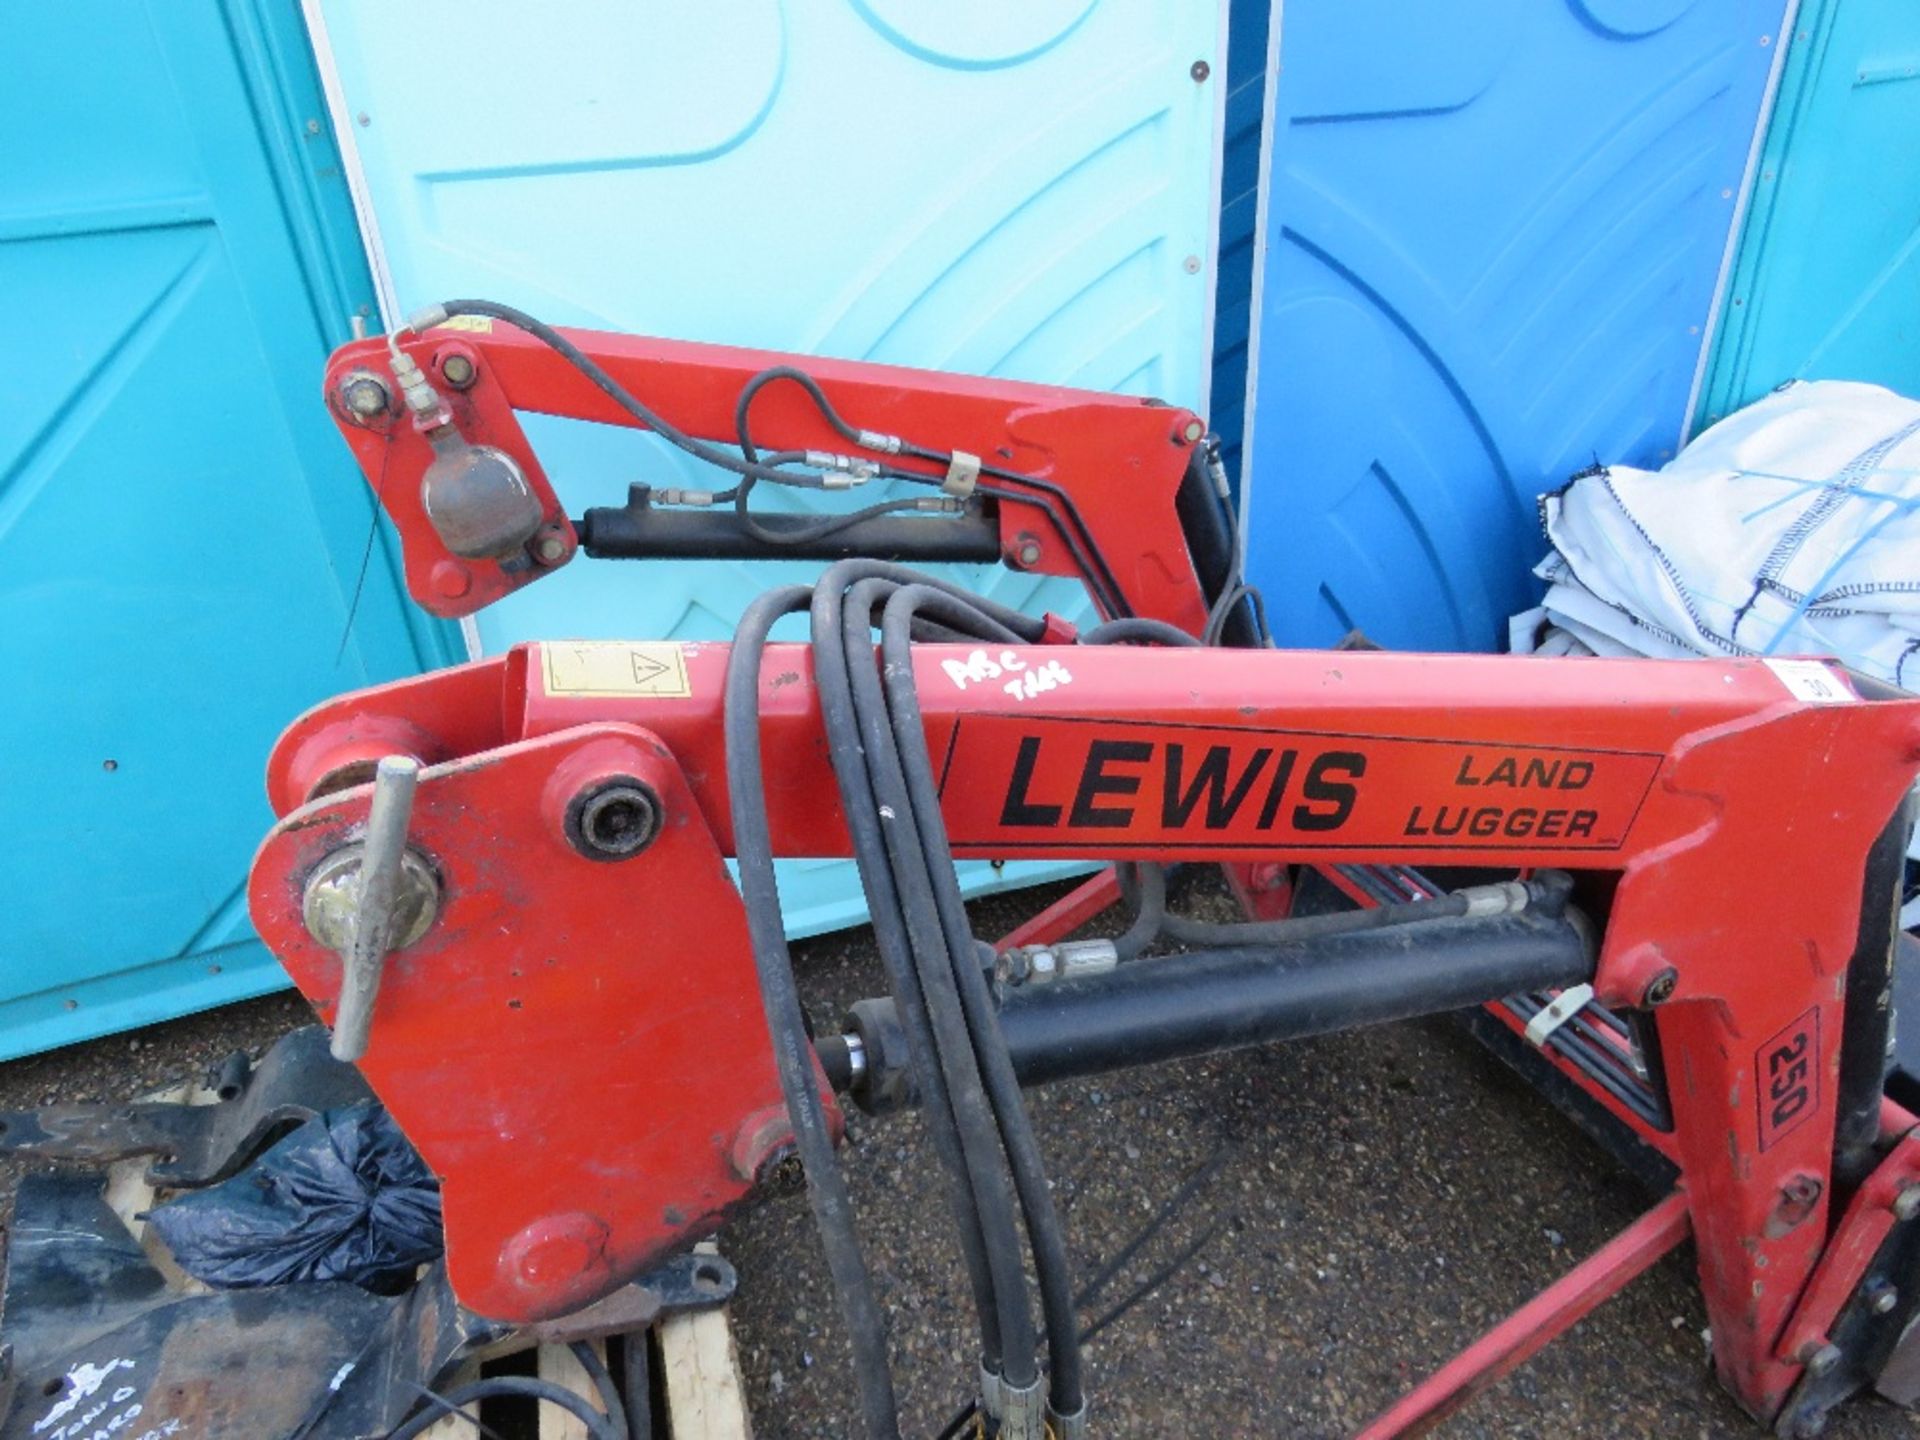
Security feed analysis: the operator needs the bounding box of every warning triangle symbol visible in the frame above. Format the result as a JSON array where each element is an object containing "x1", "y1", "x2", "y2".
[{"x1": 630, "y1": 652, "x2": 670, "y2": 686}]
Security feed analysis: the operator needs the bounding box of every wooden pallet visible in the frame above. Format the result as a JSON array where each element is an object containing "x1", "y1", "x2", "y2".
[
  {"x1": 103, "y1": 1083, "x2": 751, "y2": 1439},
  {"x1": 655, "y1": 1245, "x2": 754, "y2": 1440},
  {"x1": 416, "y1": 1268, "x2": 753, "y2": 1439},
  {"x1": 103, "y1": 1080, "x2": 213, "y2": 1296}
]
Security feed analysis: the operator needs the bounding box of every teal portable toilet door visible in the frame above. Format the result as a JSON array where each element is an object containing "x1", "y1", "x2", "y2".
[
  {"x1": 0, "y1": 2, "x2": 451, "y2": 1056},
  {"x1": 1700, "y1": 0, "x2": 1920, "y2": 423}
]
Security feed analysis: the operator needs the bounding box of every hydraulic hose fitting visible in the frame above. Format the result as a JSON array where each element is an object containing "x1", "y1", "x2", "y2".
[
  {"x1": 1000, "y1": 1375, "x2": 1047, "y2": 1440},
  {"x1": 979, "y1": 1361, "x2": 1006, "y2": 1429},
  {"x1": 1455, "y1": 879, "x2": 1532, "y2": 917},
  {"x1": 1522, "y1": 868, "x2": 1576, "y2": 916},
  {"x1": 387, "y1": 342, "x2": 448, "y2": 429},
  {"x1": 1047, "y1": 1399, "x2": 1089, "y2": 1440},
  {"x1": 1451, "y1": 869, "x2": 1574, "y2": 919},
  {"x1": 1203, "y1": 433, "x2": 1230, "y2": 500},
  {"x1": 997, "y1": 939, "x2": 1119, "y2": 988},
  {"x1": 804, "y1": 450, "x2": 883, "y2": 487}
]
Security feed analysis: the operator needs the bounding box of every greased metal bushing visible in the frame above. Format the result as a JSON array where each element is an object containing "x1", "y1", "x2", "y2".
[{"x1": 564, "y1": 777, "x2": 663, "y2": 861}]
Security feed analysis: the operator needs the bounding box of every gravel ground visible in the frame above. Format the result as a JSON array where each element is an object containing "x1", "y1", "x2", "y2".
[{"x1": 2, "y1": 879, "x2": 1917, "y2": 1439}]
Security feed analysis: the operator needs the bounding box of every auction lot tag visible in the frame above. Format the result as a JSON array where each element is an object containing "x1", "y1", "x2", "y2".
[{"x1": 1762, "y1": 658, "x2": 1851, "y2": 704}]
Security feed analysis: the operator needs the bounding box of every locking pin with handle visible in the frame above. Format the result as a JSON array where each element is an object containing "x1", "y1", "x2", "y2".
[{"x1": 300, "y1": 756, "x2": 440, "y2": 1062}]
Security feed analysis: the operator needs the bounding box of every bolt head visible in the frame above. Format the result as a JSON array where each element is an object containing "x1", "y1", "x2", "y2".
[
  {"x1": 339, "y1": 372, "x2": 391, "y2": 420},
  {"x1": 1014, "y1": 538, "x2": 1042, "y2": 568},
  {"x1": 1869, "y1": 1283, "x2": 1900, "y2": 1315},
  {"x1": 430, "y1": 560, "x2": 472, "y2": 599},
  {"x1": 1805, "y1": 1342, "x2": 1842, "y2": 1376},
  {"x1": 1642, "y1": 967, "x2": 1679, "y2": 1006},
  {"x1": 535, "y1": 533, "x2": 568, "y2": 565},
  {"x1": 440, "y1": 353, "x2": 477, "y2": 389},
  {"x1": 1181, "y1": 419, "x2": 1205, "y2": 444},
  {"x1": 1190, "y1": 59, "x2": 1211, "y2": 82},
  {"x1": 1894, "y1": 1183, "x2": 1920, "y2": 1221}
]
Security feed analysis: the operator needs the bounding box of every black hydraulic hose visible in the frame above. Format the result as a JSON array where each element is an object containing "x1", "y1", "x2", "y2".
[
  {"x1": 435, "y1": 300, "x2": 1139, "y2": 614},
  {"x1": 621, "y1": 1333, "x2": 654, "y2": 1440},
  {"x1": 837, "y1": 576, "x2": 1042, "y2": 1393},
  {"x1": 733, "y1": 365, "x2": 1135, "y2": 617},
  {"x1": 731, "y1": 478, "x2": 932, "y2": 548},
  {"x1": 737, "y1": 364, "x2": 876, "y2": 452},
  {"x1": 1204, "y1": 581, "x2": 1271, "y2": 646},
  {"x1": 1111, "y1": 862, "x2": 1168, "y2": 961},
  {"x1": 726, "y1": 585, "x2": 901, "y2": 1439},
  {"x1": 383, "y1": 1377, "x2": 620, "y2": 1440},
  {"x1": 879, "y1": 584, "x2": 1086, "y2": 1419},
  {"x1": 732, "y1": 367, "x2": 1130, "y2": 613},
  {"x1": 973, "y1": 478, "x2": 1130, "y2": 619},
  {"x1": 432, "y1": 301, "x2": 813, "y2": 487},
  {"x1": 937, "y1": 446, "x2": 1131, "y2": 618},
  {"x1": 1157, "y1": 885, "x2": 1482, "y2": 947},
  {"x1": 823, "y1": 558, "x2": 1048, "y2": 640},
  {"x1": 810, "y1": 563, "x2": 1007, "y2": 1376},
  {"x1": 731, "y1": 370, "x2": 935, "y2": 545},
  {"x1": 731, "y1": 368, "x2": 1050, "y2": 553},
  {"x1": 1079, "y1": 617, "x2": 1202, "y2": 647},
  {"x1": 568, "y1": 1341, "x2": 629, "y2": 1440},
  {"x1": 735, "y1": 431, "x2": 935, "y2": 549}
]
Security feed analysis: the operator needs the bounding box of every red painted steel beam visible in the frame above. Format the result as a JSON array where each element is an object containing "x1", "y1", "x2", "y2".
[
  {"x1": 995, "y1": 867, "x2": 1122, "y2": 950},
  {"x1": 1883, "y1": 1095, "x2": 1918, "y2": 1140},
  {"x1": 320, "y1": 323, "x2": 1212, "y2": 630},
  {"x1": 1353, "y1": 1190, "x2": 1692, "y2": 1439}
]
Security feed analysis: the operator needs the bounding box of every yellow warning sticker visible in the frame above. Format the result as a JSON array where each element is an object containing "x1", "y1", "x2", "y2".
[
  {"x1": 431, "y1": 314, "x2": 494, "y2": 334},
  {"x1": 541, "y1": 641, "x2": 692, "y2": 699}
]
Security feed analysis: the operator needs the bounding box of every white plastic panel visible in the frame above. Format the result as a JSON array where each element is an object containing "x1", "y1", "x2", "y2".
[{"x1": 310, "y1": 0, "x2": 1223, "y2": 932}]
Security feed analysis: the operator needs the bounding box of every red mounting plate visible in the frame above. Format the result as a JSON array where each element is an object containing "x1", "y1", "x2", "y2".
[
  {"x1": 323, "y1": 327, "x2": 576, "y2": 618},
  {"x1": 249, "y1": 723, "x2": 827, "y2": 1322}
]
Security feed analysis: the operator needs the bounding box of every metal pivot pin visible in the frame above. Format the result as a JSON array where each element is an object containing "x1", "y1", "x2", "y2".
[{"x1": 302, "y1": 756, "x2": 439, "y2": 1062}]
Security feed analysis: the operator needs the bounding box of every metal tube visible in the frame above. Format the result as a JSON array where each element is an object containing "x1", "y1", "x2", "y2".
[
  {"x1": 989, "y1": 910, "x2": 1593, "y2": 1087},
  {"x1": 332, "y1": 756, "x2": 420, "y2": 1062}
]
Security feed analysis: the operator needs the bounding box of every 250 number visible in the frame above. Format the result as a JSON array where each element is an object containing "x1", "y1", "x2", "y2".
[{"x1": 1756, "y1": 1012, "x2": 1819, "y2": 1151}]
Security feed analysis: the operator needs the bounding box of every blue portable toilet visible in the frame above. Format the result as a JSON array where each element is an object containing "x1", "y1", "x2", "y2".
[{"x1": 1238, "y1": 0, "x2": 1795, "y2": 653}]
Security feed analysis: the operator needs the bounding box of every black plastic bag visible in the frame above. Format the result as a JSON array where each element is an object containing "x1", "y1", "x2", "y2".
[{"x1": 148, "y1": 1102, "x2": 442, "y2": 1293}]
